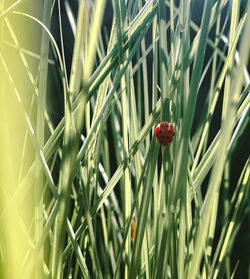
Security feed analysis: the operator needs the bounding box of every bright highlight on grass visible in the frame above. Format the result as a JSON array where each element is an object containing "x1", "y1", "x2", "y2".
[{"x1": 0, "y1": 0, "x2": 249, "y2": 278}]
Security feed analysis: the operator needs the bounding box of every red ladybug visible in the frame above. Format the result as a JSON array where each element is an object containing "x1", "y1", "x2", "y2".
[{"x1": 155, "y1": 122, "x2": 175, "y2": 145}]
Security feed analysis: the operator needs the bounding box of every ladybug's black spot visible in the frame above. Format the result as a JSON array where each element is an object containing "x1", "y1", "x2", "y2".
[
  {"x1": 168, "y1": 129, "x2": 172, "y2": 133},
  {"x1": 159, "y1": 130, "x2": 162, "y2": 134},
  {"x1": 166, "y1": 136, "x2": 169, "y2": 139}
]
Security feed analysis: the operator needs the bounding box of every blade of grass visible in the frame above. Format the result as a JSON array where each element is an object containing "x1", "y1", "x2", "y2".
[
  {"x1": 35, "y1": 0, "x2": 52, "y2": 277},
  {"x1": 158, "y1": 0, "x2": 170, "y2": 121}
]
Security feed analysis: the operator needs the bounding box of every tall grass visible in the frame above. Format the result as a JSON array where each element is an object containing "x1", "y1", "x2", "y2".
[{"x1": 0, "y1": 0, "x2": 249, "y2": 278}]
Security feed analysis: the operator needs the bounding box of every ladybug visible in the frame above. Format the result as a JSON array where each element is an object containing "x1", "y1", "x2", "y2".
[{"x1": 155, "y1": 121, "x2": 175, "y2": 145}]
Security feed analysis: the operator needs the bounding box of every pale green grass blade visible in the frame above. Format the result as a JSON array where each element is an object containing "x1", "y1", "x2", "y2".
[
  {"x1": 158, "y1": 0, "x2": 170, "y2": 121},
  {"x1": 83, "y1": 0, "x2": 105, "y2": 85},
  {"x1": 35, "y1": 1, "x2": 52, "y2": 276},
  {"x1": 178, "y1": 0, "x2": 191, "y2": 277},
  {"x1": 222, "y1": 0, "x2": 240, "y2": 121},
  {"x1": 138, "y1": 0, "x2": 150, "y2": 150}
]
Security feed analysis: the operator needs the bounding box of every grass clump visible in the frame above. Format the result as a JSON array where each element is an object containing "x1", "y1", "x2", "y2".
[{"x1": 0, "y1": 0, "x2": 249, "y2": 278}]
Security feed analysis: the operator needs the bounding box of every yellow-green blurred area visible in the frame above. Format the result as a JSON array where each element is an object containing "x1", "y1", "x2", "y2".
[{"x1": 0, "y1": 1, "x2": 43, "y2": 278}]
